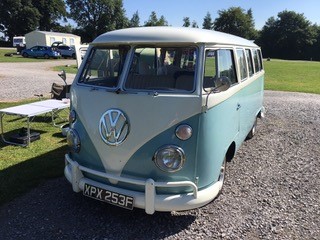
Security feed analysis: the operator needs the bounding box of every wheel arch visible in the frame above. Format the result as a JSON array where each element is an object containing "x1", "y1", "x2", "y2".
[{"x1": 226, "y1": 141, "x2": 236, "y2": 162}]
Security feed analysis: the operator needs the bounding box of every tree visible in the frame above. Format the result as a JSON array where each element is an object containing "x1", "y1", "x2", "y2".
[
  {"x1": 0, "y1": 0, "x2": 68, "y2": 40},
  {"x1": 144, "y1": 11, "x2": 168, "y2": 26},
  {"x1": 259, "y1": 10, "x2": 317, "y2": 59},
  {"x1": 202, "y1": 12, "x2": 213, "y2": 30},
  {"x1": 0, "y1": 0, "x2": 40, "y2": 40},
  {"x1": 213, "y1": 7, "x2": 257, "y2": 39},
  {"x1": 66, "y1": 0, "x2": 128, "y2": 41},
  {"x1": 183, "y1": 17, "x2": 190, "y2": 27},
  {"x1": 129, "y1": 11, "x2": 140, "y2": 27},
  {"x1": 191, "y1": 21, "x2": 199, "y2": 28},
  {"x1": 308, "y1": 24, "x2": 320, "y2": 61},
  {"x1": 31, "y1": 0, "x2": 67, "y2": 31}
]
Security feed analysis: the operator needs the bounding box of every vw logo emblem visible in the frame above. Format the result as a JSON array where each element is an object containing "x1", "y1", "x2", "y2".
[{"x1": 99, "y1": 109, "x2": 129, "y2": 146}]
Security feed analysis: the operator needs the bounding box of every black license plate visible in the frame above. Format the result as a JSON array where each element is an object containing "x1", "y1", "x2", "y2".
[{"x1": 83, "y1": 183, "x2": 134, "y2": 210}]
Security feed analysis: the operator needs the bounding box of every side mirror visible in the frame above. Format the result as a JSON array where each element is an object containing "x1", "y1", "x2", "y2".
[
  {"x1": 213, "y1": 76, "x2": 231, "y2": 92},
  {"x1": 58, "y1": 70, "x2": 67, "y2": 84}
]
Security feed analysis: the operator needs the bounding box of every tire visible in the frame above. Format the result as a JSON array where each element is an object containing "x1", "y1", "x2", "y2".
[
  {"x1": 44, "y1": 54, "x2": 49, "y2": 59},
  {"x1": 72, "y1": 53, "x2": 76, "y2": 59},
  {"x1": 246, "y1": 118, "x2": 257, "y2": 140},
  {"x1": 22, "y1": 52, "x2": 28, "y2": 58}
]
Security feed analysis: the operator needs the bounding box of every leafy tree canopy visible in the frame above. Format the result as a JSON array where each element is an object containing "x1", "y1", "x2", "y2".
[
  {"x1": 202, "y1": 12, "x2": 213, "y2": 30},
  {"x1": 0, "y1": 0, "x2": 40, "y2": 39},
  {"x1": 32, "y1": 0, "x2": 67, "y2": 31},
  {"x1": 183, "y1": 17, "x2": 191, "y2": 27},
  {"x1": 214, "y1": 7, "x2": 257, "y2": 39},
  {"x1": 66, "y1": 0, "x2": 128, "y2": 41},
  {"x1": 0, "y1": 0, "x2": 67, "y2": 40},
  {"x1": 129, "y1": 11, "x2": 140, "y2": 27},
  {"x1": 191, "y1": 21, "x2": 199, "y2": 28},
  {"x1": 144, "y1": 11, "x2": 168, "y2": 26},
  {"x1": 259, "y1": 10, "x2": 317, "y2": 59}
]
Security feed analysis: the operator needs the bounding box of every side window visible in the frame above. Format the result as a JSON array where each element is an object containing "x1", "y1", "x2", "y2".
[
  {"x1": 245, "y1": 49, "x2": 254, "y2": 77},
  {"x1": 258, "y1": 49, "x2": 263, "y2": 70},
  {"x1": 204, "y1": 50, "x2": 217, "y2": 88},
  {"x1": 217, "y1": 49, "x2": 237, "y2": 84},
  {"x1": 236, "y1": 49, "x2": 248, "y2": 81},
  {"x1": 204, "y1": 49, "x2": 237, "y2": 89},
  {"x1": 70, "y1": 38, "x2": 75, "y2": 46},
  {"x1": 253, "y1": 49, "x2": 262, "y2": 72},
  {"x1": 50, "y1": 37, "x2": 55, "y2": 45}
]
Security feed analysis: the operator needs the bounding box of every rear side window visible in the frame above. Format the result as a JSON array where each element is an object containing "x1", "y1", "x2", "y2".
[
  {"x1": 79, "y1": 46, "x2": 129, "y2": 88},
  {"x1": 253, "y1": 49, "x2": 262, "y2": 72},
  {"x1": 236, "y1": 49, "x2": 248, "y2": 81},
  {"x1": 204, "y1": 49, "x2": 237, "y2": 89},
  {"x1": 245, "y1": 49, "x2": 254, "y2": 77},
  {"x1": 258, "y1": 49, "x2": 263, "y2": 70}
]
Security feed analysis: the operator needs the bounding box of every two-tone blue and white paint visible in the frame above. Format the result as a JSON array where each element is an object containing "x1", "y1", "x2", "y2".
[{"x1": 64, "y1": 27, "x2": 265, "y2": 214}]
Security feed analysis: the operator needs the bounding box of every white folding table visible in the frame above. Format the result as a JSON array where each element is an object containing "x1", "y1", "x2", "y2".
[{"x1": 0, "y1": 99, "x2": 70, "y2": 146}]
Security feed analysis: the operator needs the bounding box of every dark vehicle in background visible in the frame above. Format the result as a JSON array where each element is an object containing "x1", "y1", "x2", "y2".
[
  {"x1": 51, "y1": 41, "x2": 76, "y2": 59},
  {"x1": 56, "y1": 45, "x2": 76, "y2": 59},
  {"x1": 21, "y1": 46, "x2": 61, "y2": 59}
]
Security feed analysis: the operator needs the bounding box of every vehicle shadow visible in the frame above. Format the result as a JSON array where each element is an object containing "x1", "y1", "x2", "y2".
[
  {"x1": 0, "y1": 149, "x2": 196, "y2": 240},
  {"x1": 0, "y1": 146, "x2": 66, "y2": 205}
]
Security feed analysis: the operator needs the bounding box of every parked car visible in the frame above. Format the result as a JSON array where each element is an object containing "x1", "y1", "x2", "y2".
[
  {"x1": 55, "y1": 45, "x2": 76, "y2": 59},
  {"x1": 21, "y1": 46, "x2": 61, "y2": 59}
]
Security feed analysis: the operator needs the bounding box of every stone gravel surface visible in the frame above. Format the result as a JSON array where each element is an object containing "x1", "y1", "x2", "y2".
[
  {"x1": 0, "y1": 60, "x2": 76, "y2": 102},
  {"x1": 0, "y1": 90, "x2": 319, "y2": 239}
]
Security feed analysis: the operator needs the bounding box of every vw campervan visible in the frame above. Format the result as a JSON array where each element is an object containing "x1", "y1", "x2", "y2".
[{"x1": 65, "y1": 27, "x2": 265, "y2": 214}]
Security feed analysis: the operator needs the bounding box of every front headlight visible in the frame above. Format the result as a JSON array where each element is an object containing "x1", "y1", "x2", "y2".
[
  {"x1": 67, "y1": 128, "x2": 81, "y2": 153},
  {"x1": 154, "y1": 145, "x2": 185, "y2": 173}
]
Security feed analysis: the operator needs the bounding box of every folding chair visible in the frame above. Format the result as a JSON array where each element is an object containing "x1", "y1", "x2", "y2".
[{"x1": 50, "y1": 83, "x2": 71, "y2": 100}]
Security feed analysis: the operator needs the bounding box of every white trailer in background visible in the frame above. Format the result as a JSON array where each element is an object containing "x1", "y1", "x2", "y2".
[{"x1": 13, "y1": 36, "x2": 26, "y2": 54}]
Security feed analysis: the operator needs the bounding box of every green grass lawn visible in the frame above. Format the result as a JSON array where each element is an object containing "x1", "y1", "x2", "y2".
[
  {"x1": 0, "y1": 48, "x2": 46, "y2": 63},
  {"x1": 264, "y1": 59, "x2": 320, "y2": 94},
  {"x1": 53, "y1": 64, "x2": 78, "y2": 74},
  {"x1": 0, "y1": 100, "x2": 68, "y2": 206}
]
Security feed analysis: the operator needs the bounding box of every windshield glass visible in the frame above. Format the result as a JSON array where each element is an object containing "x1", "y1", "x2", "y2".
[
  {"x1": 125, "y1": 46, "x2": 197, "y2": 92},
  {"x1": 78, "y1": 46, "x2": 129, "y2": 88}
]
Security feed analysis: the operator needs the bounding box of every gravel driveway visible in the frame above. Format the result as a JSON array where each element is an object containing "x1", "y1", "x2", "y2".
[
  {"x1": 0, "y1": 90, "x2": 319, "y2": 240},
  {"x1": 0, "y1": 60, "x2": 76, "y2": 102}
]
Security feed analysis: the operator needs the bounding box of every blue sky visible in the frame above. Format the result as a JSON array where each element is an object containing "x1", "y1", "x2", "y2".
[{"x1": 123, "y1": 0, "x2": 320, "y2": 30}]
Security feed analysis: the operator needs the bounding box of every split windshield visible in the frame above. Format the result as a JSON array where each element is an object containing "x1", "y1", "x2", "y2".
[
  {"x1": 125, "y1": 46, "x2": 197, "y2": 92},
  {"x1": 79, "y1": 46, "x2": 129, "y2": 88},
  {"x1": 78, "y1": 46, "x2": 197, "y2": 93}
]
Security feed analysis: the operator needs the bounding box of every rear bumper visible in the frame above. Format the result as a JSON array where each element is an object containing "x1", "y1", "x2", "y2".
[{"x1": 64, "y1": 154, "x2": 222, "y2": 214}]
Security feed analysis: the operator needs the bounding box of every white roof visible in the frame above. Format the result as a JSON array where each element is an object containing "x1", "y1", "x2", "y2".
[
  {"x1": 93, "y1": 27, "x2": 258, "y2": 47},
  {"x1": 27, "y1": 30, "x2": 80, "y2": 38}
]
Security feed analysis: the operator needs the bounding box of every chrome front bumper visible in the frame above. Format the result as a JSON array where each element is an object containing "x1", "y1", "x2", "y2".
[{"x1": 64, "y1": 154, "x2": 222, "y2": 214}]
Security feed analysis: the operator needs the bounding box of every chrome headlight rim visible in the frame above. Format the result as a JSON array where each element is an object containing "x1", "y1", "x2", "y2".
[
  {"x1": 153, "y1": 145, "x2": 186, "y2": 173},
  {"x1": 66, "y1": 128, "x2": 81, "y2": 153}
]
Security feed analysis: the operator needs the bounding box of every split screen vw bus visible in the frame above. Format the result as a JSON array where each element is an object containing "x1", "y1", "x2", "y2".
[{"x1": 65, "y1": 27, "x2": 265, "y2": 214}]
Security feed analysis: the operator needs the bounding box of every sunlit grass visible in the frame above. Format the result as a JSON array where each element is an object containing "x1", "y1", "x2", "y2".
[{"x1": 264, "y1": 59, "x2": 320, "y2": 94}]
